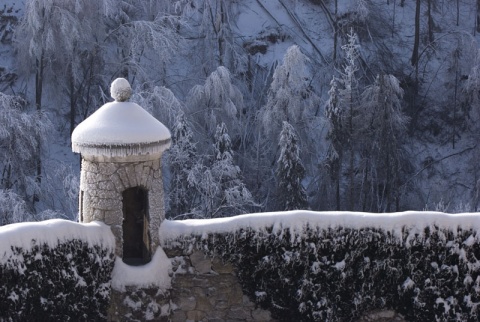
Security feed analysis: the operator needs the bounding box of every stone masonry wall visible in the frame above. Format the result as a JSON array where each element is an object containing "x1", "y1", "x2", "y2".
[
  {"x1": 79, "y1": 154, "x2": 165, "y2": 256},
  {"x1": 107, "y1": 247, "x2": 405, "y2": 321},
  {"x1": 166, "y1": 249, "x2": 275, "y2": 322}
]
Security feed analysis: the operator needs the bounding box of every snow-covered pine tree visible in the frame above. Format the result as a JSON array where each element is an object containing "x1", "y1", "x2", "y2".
[
  {"x1": 166, "y1": 113, "x2": 198, "y2": 219},
  {"x1": 325, "y1": 75, "x2": 344, "y2": 210},
  {"x1": 361, "y1": 74, "x2": 409, "y2": 211},
  {"x1": 0, "y1": 92, "x2": 52, "y2": 223},
  {"x1": 213, "y1": 122, "x2": 256, "y2": 216},
  {"x1": 132, "y1": 85, "x2": 183, "y2": 130},
  {"x1": 337, "y1": 28, "x2": 362, "y2": 210},
  {"x1": 187, "y1": 66, "x2": 243, "y2": 145},
  {"x1": 275, "y1": 121, "x2": 308, "y2": 211},
  {"x1": 188, "y1": 122, "x2": 255, "y2": 218},
  {"x1": 261, "y1": 45, "x2": 319, "y2": 144}
]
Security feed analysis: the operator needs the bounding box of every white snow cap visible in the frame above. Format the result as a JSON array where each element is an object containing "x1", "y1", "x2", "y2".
[
  {"x1": 110, "y1": 78, "x2": 132, "y2": 102},
  {"x1": 72, "y1": 79, "x2": 171, "y2": 157}
]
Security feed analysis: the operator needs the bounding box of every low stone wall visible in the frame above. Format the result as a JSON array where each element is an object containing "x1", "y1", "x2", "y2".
[
  {"x1": 108, "y1": 287, "x2": 171, "y2": 321},
  {"x1": 105, "y1": 244, "x2": 409, "y2": 322},
  {"x1": 166, "y1": 249, "x2": 274, "y2": 322}
]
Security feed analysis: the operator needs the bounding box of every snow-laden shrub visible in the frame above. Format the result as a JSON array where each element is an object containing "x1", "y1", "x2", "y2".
[
  {"x1": 171, "y1": 225, "x2": 480, "y2": 321},
  {"x1": 0, "y1": 239, "x2": 115, "y2": 321}
]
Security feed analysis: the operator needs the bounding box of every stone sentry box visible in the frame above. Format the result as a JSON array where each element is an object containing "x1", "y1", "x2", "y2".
[{"x1": 71, "y1": 78, "x2": 171, "y2": 265}]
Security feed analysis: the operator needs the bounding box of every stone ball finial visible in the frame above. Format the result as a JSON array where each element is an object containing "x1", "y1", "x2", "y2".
[{"x1": 110, "y1": 78, "x2": 132, "y2": 102}]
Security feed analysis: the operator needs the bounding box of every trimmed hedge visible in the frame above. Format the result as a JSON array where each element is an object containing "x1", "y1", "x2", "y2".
[
  {"x1": 172, "y1": 225, "x2": 480, "y2": 321},
  {"x1": 0, "y1": 239, "x2": 115, "y2": 321}
]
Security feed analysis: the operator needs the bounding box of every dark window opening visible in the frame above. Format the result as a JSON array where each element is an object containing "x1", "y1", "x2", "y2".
[{"x1": 122, "y1": 187, "x2": 151, "y2": 265}]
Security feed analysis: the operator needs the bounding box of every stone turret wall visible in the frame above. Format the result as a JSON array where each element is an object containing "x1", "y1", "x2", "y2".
[{"x1": 79, "y1": 154, "x2": 165, "y2": 256}]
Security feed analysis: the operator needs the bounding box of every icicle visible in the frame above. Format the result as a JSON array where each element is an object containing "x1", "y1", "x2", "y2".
[{"x1": 72, "y1": 139, "x2": 171, "y2": 157}]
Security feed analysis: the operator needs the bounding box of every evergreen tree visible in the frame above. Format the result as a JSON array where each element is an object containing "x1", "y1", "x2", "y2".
[
  {"x1": 187, "y1": 66, "x2": 243, "y2": 143},
  {"x1": 0, "y1": 92, "x2": 52, "y2": 223},
  {"x1": 166, "y1": 113, "x2": 198, "y2": 219},
  {"x1": 188, "y1": 123, "x2": 256, "y2": 218},
  {"x1": 212, "y1": 123, "x2": 255, "y2": 217},
  {"x1": 275, "y1": 121, "x2": 308, "y2": 211},
  {"x1": 337, "y1": 28, "x2": 362, "y2": 210},
  {"x1": 261, "y1": 45, "x2": 319, "y2": 144},
  {"x1": 361, "y1": 74, "x2": 409, "y2": 211},
  {"x1": 325, "y1": 76, "x2": 344, "y2": 210}
]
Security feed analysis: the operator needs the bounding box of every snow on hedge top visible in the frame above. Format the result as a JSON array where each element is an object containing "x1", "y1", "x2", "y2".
[
  {"x1": 72, "y1": 78, "x2": 171, "y2": 157},
  {"x1": 0, "y1": 219, "x2": 115, "y2": 263},
  {"x1": 159, "y1": 210, "x2": 480, "y2": 246}
]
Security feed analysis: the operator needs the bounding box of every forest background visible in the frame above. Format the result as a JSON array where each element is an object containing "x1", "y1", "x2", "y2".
[{"x1": 2, "y1": 0, "x2": 480, "y2": 224}]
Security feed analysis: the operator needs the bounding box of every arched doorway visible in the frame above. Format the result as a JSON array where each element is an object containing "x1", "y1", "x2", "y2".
[{"x1": 122, "y1": 187, "x2": 151, "y2": 265}]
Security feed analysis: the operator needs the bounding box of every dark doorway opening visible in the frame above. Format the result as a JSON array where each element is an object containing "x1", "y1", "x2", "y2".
[{"x1": 122, "y1": 187, "x2": 151, "y2": 265}]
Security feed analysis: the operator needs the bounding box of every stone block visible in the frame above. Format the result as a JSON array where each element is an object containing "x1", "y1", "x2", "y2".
[
  {"x1": 116, "y1": 167, "x2": 129, "y2": 188},
  {"x1": 98, "y1": 180, "x2": 116, "y2": 191},
  {"x1": 252, "y1": 308, "x2": 272, "y2": 321},
  {"x1": 176, "y1": 296, "x2": 196, "y2": 311},
  {"x1": 195, "y1": 296, "x2": 213, "y2": 312},
  {"x1": 227, "y1": 307, "x2": 251, "y2": 320},
  {"x1": 170, "y1": 310, "x2": 186, "y2": 322},
  {"x1": 152, "y1": 158, "x2": 160, "y2": 171},
  {"x1": 190, "y1": 251, "x2": 211, "y2": 274},
  {"x1": 105, "y1": 210, "x2": 121, "y2": 226},
  {"x1": 186, "y1": 310, "x2": 206, "y2": 321},
  {"x1": 192, "y1": 277, "x2": 210, "y2": 288},
  {"x1": 242, "y1": 295, "x2": 255, "y2": 307},
  {"x1": 92, "y1": 208, "x2": 104, "y2": 221},
  {"x1": 84, "y1": 161, "x2": 98, "y2": 174},
  {"x1": 93, "y1": 197, "x2": 119, "y2": 210},
  {"x1": 98, "y1": 162, "x2": 117, "y2": 175},
  {"x1": 96, "y1": 189, "x2": 120, "y2": 200},
  {"x1": 164, "y1": 247, "x2": 185, "y2": 257},
  {"x1": 215, "y1": 299, "x2": 229, "y2": 310},
  {"x1": 212, "y1": 258, "x2": 235, "y2": 274},
  {"x1": 135, "y1": 163, "x2": 145, "y2": 187},
  {"x1": 227, "y1": 284, "x2": 244, "y2": 305},
  {"x1": 111, "y1": 174, "x2": 125, "y2": 192},
  {"x1": 145, "y1": 174, "x2": 153, "y2": 190},
  {"x1": 125, "y1": 165, "x2": 138, "y2": 187},
  {"x1": 86, "y1": 172, "x2": 98, "y2": 184}
]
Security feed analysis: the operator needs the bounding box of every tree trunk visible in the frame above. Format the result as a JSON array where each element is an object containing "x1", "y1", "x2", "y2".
[
  {"x1": 35, "y1": 56, "x2": 44, "y2": 111},
  {"x1": 348, "y1": 92, "x2": 355, "y2": 211},
  {"x1": 34, "y1": 55, "x2": 45, "y2": 205},
  {"x1": 427, "y1": 0, "x2": 434, "y2": 43},
  {"x1": 392, "y1": 0, "x2": 396, "y2": 38},
  {"x1": 456, "y1": 0, "x2": 460, "y2": 26},
  {"x1": 217, "y1": 1, "x2": 225, "y2": 66},
  {"x1": 333, "y1": 0, "x2": 338, "y2": 61},
  {"x1": 69, "y1": 67, "x2": 76, "y2": 136},
  {"x1": 411, "y1": 0, "x2": 421, "y2": 67},
  {"x1": 477, "y1": 0, "x2": 480, "y2": 34}
]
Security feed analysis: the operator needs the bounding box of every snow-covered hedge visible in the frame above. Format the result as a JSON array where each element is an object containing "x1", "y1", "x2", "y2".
[
  {"x1": 160, "y1": 211, "x2": 480, "y2": 321},
  {"x1": 0, "y1": 220, "x2": 115, "y2": 321}
]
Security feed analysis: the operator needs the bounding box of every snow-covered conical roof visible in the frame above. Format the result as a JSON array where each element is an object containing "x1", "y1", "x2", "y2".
[{"x1": 71, "y1": 78, "x2": 171, "y2": 157}]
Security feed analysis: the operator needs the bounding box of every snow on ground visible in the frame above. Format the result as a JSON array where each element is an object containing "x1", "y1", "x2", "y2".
[
  {"x1": 111, "y1": 248, "x2": 171, "y2": 292},
  {"x1": 0, "y1": 219, "x2": 115, "y2": 263},
  {"x1": 159, "y1": 210, "x2": 480, "y2": 245}
]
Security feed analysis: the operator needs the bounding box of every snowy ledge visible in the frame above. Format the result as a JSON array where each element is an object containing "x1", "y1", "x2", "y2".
[
  {"x1": 0, "y1": 219, "x2": 115, "y2": 262},
  {"x1": 159, "y1": 210, "x2": 480, "y2": 245},
  {"x1": 111, "y1": 248, "x2": 171, "y2": 292}
]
